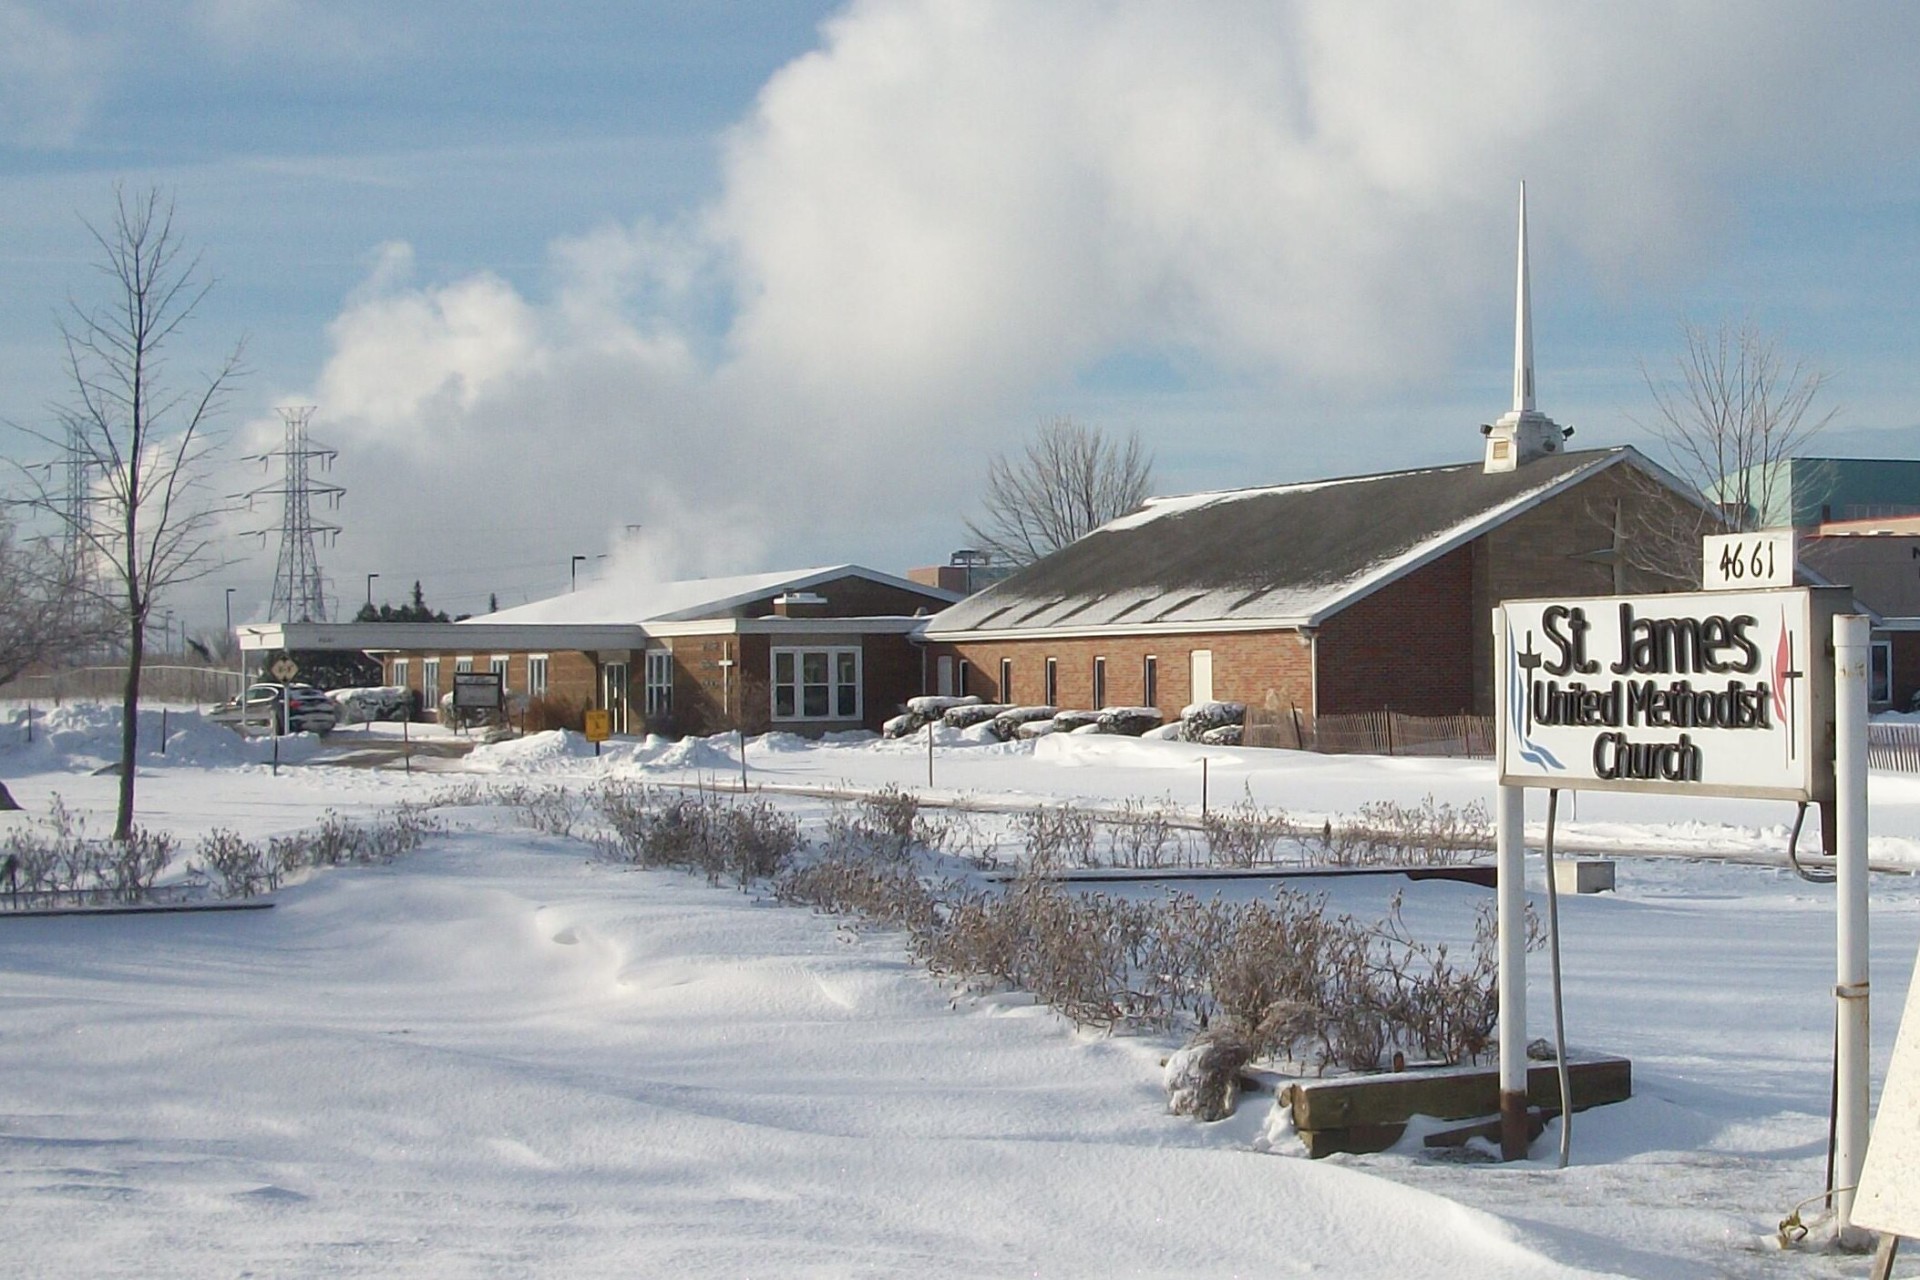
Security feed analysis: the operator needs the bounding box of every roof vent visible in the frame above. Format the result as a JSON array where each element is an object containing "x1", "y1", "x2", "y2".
[{"x1": 773, "y1": 591, "x2": 828, "y2": 618}]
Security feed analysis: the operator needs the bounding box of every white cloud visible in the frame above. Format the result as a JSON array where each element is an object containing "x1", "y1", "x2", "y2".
[
  {"x1": 293, "y1": 0, "x2": 1920, "y2": 592},
  {"x1": 0, "y1": 2, "x2": 110, "y2": 148}
]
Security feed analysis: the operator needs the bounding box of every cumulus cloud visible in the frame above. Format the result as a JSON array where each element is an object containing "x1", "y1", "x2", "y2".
[{"x1": 294, "y1": 0, "x2": 1920, "y2": 594}]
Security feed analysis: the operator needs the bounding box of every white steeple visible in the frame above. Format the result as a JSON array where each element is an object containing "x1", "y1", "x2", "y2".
[
  {"x1": 1484, "y1": 181, "x2": 1567, "y2": 473},
  {"x1": 1514, "y1": 181, "x2": 1534, "y2": 413}
]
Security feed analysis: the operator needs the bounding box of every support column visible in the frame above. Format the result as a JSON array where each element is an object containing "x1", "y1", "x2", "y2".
[
  {"x1": 1492, "y1": 605, "x2": 1529, "y2": 1160},
  {"x1": 1835, "y1": 614, "x2": 1872, "y2": 1242},
  {"x1": 1497, "y1": 783, "x2": 1529, "y2": 1159}
]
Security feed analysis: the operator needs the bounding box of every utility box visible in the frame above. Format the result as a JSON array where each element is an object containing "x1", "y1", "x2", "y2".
[{"x1": 1553, "y1": 859, "x2": 1615, "y2": 895}]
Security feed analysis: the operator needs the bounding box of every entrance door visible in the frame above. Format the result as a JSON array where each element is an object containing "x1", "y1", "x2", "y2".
[
  {"x1": 1189, "y1": 649, "x2": 1214, "y2": 705},
  {"x1": 602, "y1": 661, "x2": 630, "y2": 734}
]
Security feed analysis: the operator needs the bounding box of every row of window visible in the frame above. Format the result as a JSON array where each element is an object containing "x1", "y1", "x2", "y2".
[
  {"x1": 392, "y1": 654, "x2": 551, "y2": 700},
  {"x1": 953, "y1": 653, "x2": 1179, "y2": 709},
  {"x1": 386, "y1": 646, "x2": 863, "y2": 723}
]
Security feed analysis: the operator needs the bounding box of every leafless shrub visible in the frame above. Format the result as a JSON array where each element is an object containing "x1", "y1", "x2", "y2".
[
  {"x1": 1200, "y1": 794, "x2": 1291, "y2": 867},
  {"x1": 492, "y1": 782, "x2": 583, "y2": 838},
  {"x1": 1313, "y1": 795, "x2": 1492, "y2": 867},
  {"x1": 2, "y1": 794, "x2": 172, "y2": 900},
  {"x1": 587, "y1": 780, "x2": 797, "y2": 887},
  {"x1": 523, "y1": 694, "x2": 586, "y2": 734},
  {"x1": 1109, "y1": 797, "x2": 1179, "y2": 869},
  {"x1": 775, "y1": 852, "x2": 937, "y2": 931},
  {"x1": 198, "y1": 827, "x2": 275, "y2": 897},
  {"x1": 1020, "y1": 803, "x2": 1096, "y2": 871}
]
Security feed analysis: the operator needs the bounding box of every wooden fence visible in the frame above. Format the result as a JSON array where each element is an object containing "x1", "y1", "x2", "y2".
[
  {"x1": 1869, "y1": 723, "x2": 1920, "y2": 773},
  {"x1": 1244, "y1": 707, "x2": 1496, "y2": 759},
  {"x1": 0, "y1": 665, "x2": 243, "y2": 706}
]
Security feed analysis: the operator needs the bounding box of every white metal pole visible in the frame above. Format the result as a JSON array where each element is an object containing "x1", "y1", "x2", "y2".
[
  {"x1": 1835, "y1": 613, "x2": 1872, "y2": 1241},
  {"x1": 1493, "y1": 605, "x2": 1530, "y2": 1159}
]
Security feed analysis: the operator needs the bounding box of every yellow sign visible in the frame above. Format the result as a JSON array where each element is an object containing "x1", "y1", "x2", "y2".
[{"x1": 583, "y1": 709, "x2": 612, "y2": 743}]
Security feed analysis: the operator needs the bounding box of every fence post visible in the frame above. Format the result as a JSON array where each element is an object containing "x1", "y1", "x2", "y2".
[{"x1": 1201, "y1": 756, "x2": 1209, "y2": 818}]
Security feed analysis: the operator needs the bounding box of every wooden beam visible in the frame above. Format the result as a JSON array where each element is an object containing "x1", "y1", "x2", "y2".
[{"x1": 1290, "y1": 1056, "x2": 1630, "y2": 1134}]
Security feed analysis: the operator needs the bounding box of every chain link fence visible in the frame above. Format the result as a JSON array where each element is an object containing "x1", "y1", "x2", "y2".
[{"x1": 0, "y1": 665, "x2": 243, "y2": 706}]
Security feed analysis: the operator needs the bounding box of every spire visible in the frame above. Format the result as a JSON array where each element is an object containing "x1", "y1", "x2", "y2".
[
  {"x1": 1482, "y1": 181, "x2": 1567, "y2": 473},
  {"x1": 1514, "y1": 181, "x2": 1534, "y2": 413}
]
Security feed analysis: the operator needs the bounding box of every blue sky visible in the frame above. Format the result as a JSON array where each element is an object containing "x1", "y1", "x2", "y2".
[{"x1": 5, "y1": 2, "x2": 1920, "y2": 630}]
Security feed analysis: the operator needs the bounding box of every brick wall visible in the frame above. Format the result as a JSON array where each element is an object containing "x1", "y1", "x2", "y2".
[
  {"x1": 935, "y1": 631, "x2": 1313, "y2": 723},
  {"x1": 1318, "y1": 544, "x2": 1476, "y2": 715}
]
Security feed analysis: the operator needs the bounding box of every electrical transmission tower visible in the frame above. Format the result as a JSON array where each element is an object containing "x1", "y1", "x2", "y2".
[{"x1": 240, "y1": 406, "x2": 344, "y2": 623}]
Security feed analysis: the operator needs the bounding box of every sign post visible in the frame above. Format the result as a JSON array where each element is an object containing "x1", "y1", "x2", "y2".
[
  {"x1": 1493, "y1": 586, "x2": 1855, "y2": 1199},
  {"x1": 583, "y1": 708, "x2": 611, "y2": 757}
]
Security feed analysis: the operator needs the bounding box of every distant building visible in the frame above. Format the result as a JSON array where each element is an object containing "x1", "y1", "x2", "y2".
[
  {"x1": 1722, "y1": 457, "x2": 1920, "y2": 530},
  {"x1": 239, "y1": 565, "x2": 958, "y2": 737}
]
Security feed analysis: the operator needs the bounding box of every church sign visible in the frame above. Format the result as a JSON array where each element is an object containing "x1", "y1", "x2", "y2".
[{"x1": 1496, "y1": 588, "x2": 1843, "y2": 801}]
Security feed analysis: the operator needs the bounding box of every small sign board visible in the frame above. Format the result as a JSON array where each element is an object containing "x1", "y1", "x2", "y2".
[
  {"x1": 1497, "y1": 587, "x2": 1842, "y2": 802},
  {"x1": 270, "y1": 658, "x2": 300, "y2": 681},
  {"x1": 451, "y1": 671, "x2": 503, "y2": 710},
  {"x1": 583, "y1": 709, "x2": 612, "y2": 743},
  {"x1": 1703, "y1": 531, "x2": 1797, "y2": 591}
]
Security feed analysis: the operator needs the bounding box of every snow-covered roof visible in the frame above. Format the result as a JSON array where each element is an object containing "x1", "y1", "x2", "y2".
[
  {"x1": 926, "y1": 448, "x2": 1672, "y2": 639},
  {"x1": 476, "y1": 564, "x2": 953, "y2": 626}
]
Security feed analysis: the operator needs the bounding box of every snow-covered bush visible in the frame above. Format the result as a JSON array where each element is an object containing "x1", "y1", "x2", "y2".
[
  {"x1": 906, "y1": 694, "x2": 980, "y2": 717},
  {"x1": 989, "y1": 706, "x2": 1057, "y2": 741},
  {"x1": 1095, "y1": 706, "x2": 1162, "y2": 736},
  {"x1": 1199, "y1": 725, "x2": 1243, "y2": 747},
  {"x1": 1179, "y1": 700, "x2": 1245, "y2": 742},
  {"x1": 1051, "y1": 709, "x2": 1102, "y2": 733},
  {"x1": 1165, "y1": 1030, "x2": 1255, "y2": 1122},
  {"x1": 1015, "y1": 719, "x2": 1059, "y2": 740},
  {"x1": 942, "y1": 702, "x2": 1011, "y2": 729},
  {"x1": 882, "y1": 712, "x2": 922, "y2": 739},
  {"x1": 587, "y1": 781, "x2": 799, "y2": 887}
]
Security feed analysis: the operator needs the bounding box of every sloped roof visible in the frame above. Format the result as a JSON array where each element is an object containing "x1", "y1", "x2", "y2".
[
  {"x1": 476, "y1": 564, "x2": 954, "y2": 627},
  {"x1": 926, "y1": 447, "x2": 1665, "y2": 638}
]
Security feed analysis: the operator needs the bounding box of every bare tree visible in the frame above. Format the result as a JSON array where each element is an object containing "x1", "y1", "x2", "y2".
[
  {"x1": 9, "y1": 186, "x2": 244, "y2": 839},
  {"x1": 0, "y1": 515, "x2": 115, "y2": 686},
  {"x1": 966, "y1": 417, "x2": 1154, "y2": 567},
  {"x1": 1640, "y1": 319, "x2": 1836, "y2": 531}
]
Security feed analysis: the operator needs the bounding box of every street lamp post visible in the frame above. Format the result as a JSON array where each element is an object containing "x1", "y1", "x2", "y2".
[
  {"x1": 224, "y1": 588, "x2": 235, "y2": 635},
  {"x1": 571, "y1": 555, "x2": 588, "y2": 592},
  {"x1": 366, "y1": 572, "x2": 380, "y2": 610}
]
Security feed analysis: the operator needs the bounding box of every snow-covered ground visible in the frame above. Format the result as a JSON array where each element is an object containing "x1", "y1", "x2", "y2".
[{"x1": 3, "y1": 704, "x2": 1918, "y2": 1277}]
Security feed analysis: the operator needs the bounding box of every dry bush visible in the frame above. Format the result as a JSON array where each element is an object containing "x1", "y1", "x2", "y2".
[
  {"x1": 1200, "y1": 794, "x2": 1291, "y2": 867},
  {"x1": 1020, "y1": 803, "x2": 1096, "y2": 871},
  {"x1": 266, "y1": 806, "x2": 438, "y2": 882},
  {"x1": 490, "y1": 782, "x2": 583, "y2": 838},
  {"x1": 1109, "y1": 797, "x2": 1180, "y2": 869},
  {"x1": 1313, "y1": 795, "x2": 1492, "y2": 867},
  {"x1": 1, "y1": 794, "x2": 174, "y2": 901},
  {"x1": 588, "y1": 780, "x2": 798, "y2": 887},
  {"x1": 198, "y1": 827, "x2": 276, "y2": 898}
]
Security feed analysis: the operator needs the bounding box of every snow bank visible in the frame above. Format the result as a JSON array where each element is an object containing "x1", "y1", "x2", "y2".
[{"x1": 0, "y1": 703, "x2": 328, "y2": 771}]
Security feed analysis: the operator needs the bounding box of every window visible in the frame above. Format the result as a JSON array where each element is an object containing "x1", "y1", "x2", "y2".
[
  {"x1": 602, "y1": 662, "x2": 630, "y2": 734},
  {"x1": 455, "y1": 656, "x2": 474, "y2": 674},
  {"x1": 1000, "y1": 657, "x2": 1013, "y2": 703},
  {"x1": 772, "y1": 646, "x2": 861, "y2": 721},
  {"x1": 1142, "y1": 655, "x2": 1158, "y2": 708},
  {"x1": 490, "y1": 655, "x2": 510, "y2": 691},
  {"x1": 422, "y1": 657, "x2": 441, "y2": 696},
  {"x1": 392, "y1": 658, "x2": 409, "y2": 690},
  {"x1": 1044, "y1": 657, "x2": 1058, "y2": 706},
  {"x1": 527, "y1": 654, "x2": 549, "y2": 699},
  {"x1": 1872, "y1": 639, "x2": 1893, "y2": 706},
  {"x1": 645, "y1": 649, "x2": 673, "y2": 716},
  {"x1": 1092, "y1": 657, "x2": 1107, "y2": 709}
]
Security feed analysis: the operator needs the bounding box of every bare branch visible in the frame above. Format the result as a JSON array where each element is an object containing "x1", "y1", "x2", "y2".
[{"x1": 966, "y1": 418, "x2": 1155, "y2": 567}]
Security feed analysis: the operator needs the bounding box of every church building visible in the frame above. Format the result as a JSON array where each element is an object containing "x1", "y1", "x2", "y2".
[{"x1": 921, "y1": 189, "x2": 1717, "y2": 731}]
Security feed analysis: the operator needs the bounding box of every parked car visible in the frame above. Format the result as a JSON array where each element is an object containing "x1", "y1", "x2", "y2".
[{"x1": 210, "y1": 683, "x2": 338, "y2": 735}]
